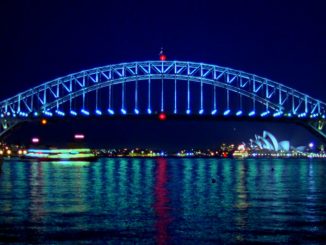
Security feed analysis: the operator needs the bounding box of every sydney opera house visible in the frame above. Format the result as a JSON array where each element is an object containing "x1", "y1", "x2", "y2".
[{"x1": 249, "y1": 131, "x2": 305, "y2": 152}]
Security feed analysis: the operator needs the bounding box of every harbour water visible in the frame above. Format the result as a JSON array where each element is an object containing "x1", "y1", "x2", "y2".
[{"x1": 0, "y1": 158, "x2": 325, "y2": 244}]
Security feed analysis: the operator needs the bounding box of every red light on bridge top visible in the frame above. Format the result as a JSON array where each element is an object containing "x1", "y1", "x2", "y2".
[
  {"x1": 158, "y1": 113, "x2": 167, "y2": 121},
  {"x1": 159, "y1": 48, "x2": 166, "y2": 61},
  {"x1": 159, "y1": 54, "x2": 167, "y2": 61}
]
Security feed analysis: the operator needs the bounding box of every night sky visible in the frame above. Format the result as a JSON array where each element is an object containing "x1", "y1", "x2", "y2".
[{"x1": 1, "y1": 0, "x2": 325, "y2": 150}]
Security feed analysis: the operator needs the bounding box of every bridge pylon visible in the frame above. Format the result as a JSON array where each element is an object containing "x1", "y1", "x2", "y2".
[
  {"x1": 0, "y1": 118, "x2": 26, "y2": 140},
  {"x1": 300, "y1": 119, "x2": 326, "y2": 144}
]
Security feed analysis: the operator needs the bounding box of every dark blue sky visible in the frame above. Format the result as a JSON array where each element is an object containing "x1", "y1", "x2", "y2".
[{"x1": 1, "y1": 0, "x2": 325, "y2": 149}]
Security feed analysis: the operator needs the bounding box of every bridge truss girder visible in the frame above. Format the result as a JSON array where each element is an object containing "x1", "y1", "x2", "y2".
[
  {"x1": 0, "y1": 61, "x2": 325, "y2": 142},
  {"x1": 1, "y1": 61, "x2": 325, "y2": 116}
]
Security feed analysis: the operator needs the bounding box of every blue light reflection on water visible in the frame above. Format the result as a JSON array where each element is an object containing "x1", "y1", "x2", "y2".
[{"x1": 0, "y1": 158, "x2": 326, "y2": 244}]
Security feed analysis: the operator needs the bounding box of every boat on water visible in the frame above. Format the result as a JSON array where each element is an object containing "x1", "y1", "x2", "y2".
[
  {"x1": 232, "y1": 150, "x2": 249, "y2": 158},
  {"x1": 21, "y1": 148, "x2": 97, "y2": 161}
]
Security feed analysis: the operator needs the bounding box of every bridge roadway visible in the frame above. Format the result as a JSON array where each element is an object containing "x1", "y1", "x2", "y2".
[{"x1": 1, "y1": 113, "x2": 325, "y2": 143}]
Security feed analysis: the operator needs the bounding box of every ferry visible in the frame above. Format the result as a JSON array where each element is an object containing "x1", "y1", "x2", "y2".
[
  {"x1": 21, "y1": 148, "x2": 97, "y2": 161},
  {"x1": 232, "y1": 150, "x2": 249, "y2": 158}
]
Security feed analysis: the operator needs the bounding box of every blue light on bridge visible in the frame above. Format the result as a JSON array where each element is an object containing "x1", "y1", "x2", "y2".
[
  {"x1": 186, "y1": 109, "x2": 191, "y2": 115},
  {"x1": 33, "y1": 112, "x2": 39, "y2": 117},
  {"x1": 0, "y1": 114, "x2": 4, "y2": 118},
  {"x1": 121, "y1": 108, "x2": 127, "y2": 115},
  {"x1": 134, "y1": 109, "x2": 139, "y2": 114},
  {"x1": 6, "y1": 112, "x2": 11, "y2": 116},
  {"x1": 211, "y1": 109, "x2": 217, "y2": 115},
  {"x1": 19, "y1": 112, "x2": 28, "y2": 117},
  {"x1": 55, "y1": 110, "x2": 65, "y2": 116},
  {"x1": 147, "y1": 108, "x2": 152, "y2": 114},
  {"x1": 260, "y1": 111, "x2": 270, "y2": 117},
  {"x1": 273, "y1": 111, "x2": 283, "y2": 117},
  {"x1": 298, "y1": 112, "x2": 307, "y2": 118},
  {"x1": 70, "y1": 110, "x2": 77, "y2": 116},
  {"x1": 236, "y1": 110, "x2": 243, "y2": 116},
  {"x1": 223, "y1": 110, "x2": 230, "y2": 116},
  {"x1": 43, "y1": 111, "x2": 53, "y2": 117},
  {"x1": 95, "y1": 109, "x2": 102, "y2": 116},
  {"x1": 108, "y1": 109, "x2": 115, "y2": 115},
  {"x1": 249, "y1": 111, "x2": 255, "y2": 117},
  {"x1": 81, "y1": 109, "x2": 90, "y2": 116},
  {"x1": 199, "y1": 109, "x2": 204, "y2": 115}
]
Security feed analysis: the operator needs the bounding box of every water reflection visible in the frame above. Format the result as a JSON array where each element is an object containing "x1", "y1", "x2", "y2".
[
  {"x1": 234, "y1": 160, "x2": 249, "y2": 242},
  {"x1": 0, "y1": 159, "x2": 325, "y2": 244},
  {"x1": 154, "y1": 158, "x2": 171, "y2": 245}
]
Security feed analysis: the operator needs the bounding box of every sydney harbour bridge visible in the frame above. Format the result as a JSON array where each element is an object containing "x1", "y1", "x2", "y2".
[{"x1": 0, "y1": 60, "x2": 325, "y2": 142}]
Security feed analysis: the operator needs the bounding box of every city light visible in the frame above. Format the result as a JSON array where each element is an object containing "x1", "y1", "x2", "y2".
[
  {"x1": 121, "y1": 108, "x2": 127, "y2": 115},
  {"x1": 95, "y1": 109, "x2": 102, "y2": 115},
  {"x1": 186, "y1": 109, "x2": 191, "y2": 115},
  {"x1": 147, "y1": 108, "x2": 152, "y2": 114},
  {"x1": 199, "y1": 109, "x2": 204, "y2": 115},
  {"x1": 134, "y1": 108, "x2": 139, "y2": 114},
  {"x1": 74, "y1": 134, "x2": 85, "y2": 139},
  {"x1": 32, "y1": 137, "x2": 39, "y2": 143},
  {"x1": 41, "y1": 119, "x2": 47, "y2": 125},
  {"x1": 33, "y1": 112, "x2": 39, "y2": 116},
  {"x1": 211, "y1": 109, "x2": 217, "y2": 115}
]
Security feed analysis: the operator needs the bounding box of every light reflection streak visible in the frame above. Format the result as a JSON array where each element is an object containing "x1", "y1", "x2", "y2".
[{"x1": 154, "y1": 158, "x2": 171, "y2": 245}]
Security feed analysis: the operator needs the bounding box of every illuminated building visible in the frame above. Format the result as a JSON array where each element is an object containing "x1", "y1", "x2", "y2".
[{"x1": 250, "y1": 131, "x2": 290, "y2": 152}]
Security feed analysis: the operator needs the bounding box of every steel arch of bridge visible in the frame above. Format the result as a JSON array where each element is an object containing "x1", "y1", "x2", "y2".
[{"x1": 0, "y1": 61, "x2": 325, "y2": 141}]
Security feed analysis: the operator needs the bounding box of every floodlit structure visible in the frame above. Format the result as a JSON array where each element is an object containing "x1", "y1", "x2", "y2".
[
  {"x1": 0, "y1": 60, "x2": 325, "y2": 141},
  {"x1": 250, "y1": 131, "x2": 290, "y2": 151}
]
